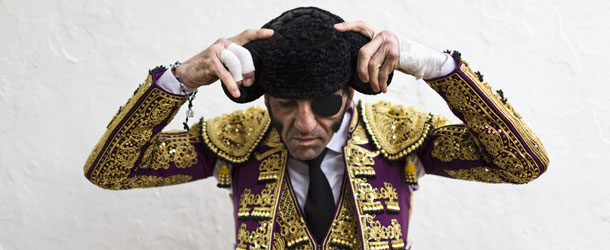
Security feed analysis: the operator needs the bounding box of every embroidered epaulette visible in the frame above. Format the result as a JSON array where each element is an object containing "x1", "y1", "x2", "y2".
[
  {"x1": 358, "y1": 101, "x2": 436, "y2": 161},
  {"x1": 201, "y1": 106, "x2": 271, "y2": 164}
]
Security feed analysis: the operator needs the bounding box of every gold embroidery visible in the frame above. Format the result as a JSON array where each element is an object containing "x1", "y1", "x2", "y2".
[
  {"x1": 258, "y1": 154, "x2": 284, "y2": 184},
  {"x1": 325, "y1": 181, "x2": 362, "y2": 250},
  {"x1": 344, "y1": 121, "x2": 407, "y2": 250},
  {"x1": 262, "y1": 128, "x2": 283, "y2": 148},
  {"x1": 140, "y1": 131, "x2": 198, "y2": 170},
  {"x1": 444, "y1": 166, "x2": 534, "y2": 184},
  {"x1": 354, "y1": 182, "x2": 400, "y2": 215},
  {"x1": 351, "y1": 119, "x2": 370, "y2": 145},
  {"x1": 84, "y1": 75, "x2": 196, "y2": 190},
  {"x1": 237, "y1": 222, "x2": 274, "y2": 250},
  {"x1": 124, "y1": 175, "x2": 192, "y2": 188},
  {"x1": 364, "y1": 219, "x2": 404, "y2": 250},
  {"x1": 272, "y1": 232, "x2": 286, "y2": 250},
  {"x1": 360, "y1": 101, "x2": 433, "y2": 160},
  {"x1": 238, "y1": 183, "x2": 277, "y2": 221},
  {"x1": 431, "y1": 114, "x2": 451, "y2": 128},
  {"x1": 236, "y1": 145, "x2": 288, "y2": 249},
  {"x1": 202, "y1": 106, "x2": 271, "y2": 164},
  {"x1": 276, "y1": 175, "x2": 314, "y2": 250},
  {"x1": 427, "y1": 62, "x2": 549, "y2": 183},
  {"x1": 430, "y1": 125, "x2": 481, "y2": 162}
]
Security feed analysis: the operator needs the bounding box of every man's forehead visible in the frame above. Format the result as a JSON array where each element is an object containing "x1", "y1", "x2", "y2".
[{"x1": 266, "y1": 88, "x2": 346, "y2": 102}]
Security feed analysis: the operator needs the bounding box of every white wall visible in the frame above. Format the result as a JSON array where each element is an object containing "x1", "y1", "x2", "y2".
[{"x1": 1, "y1": 0, "x2": 608, "y2": 249}]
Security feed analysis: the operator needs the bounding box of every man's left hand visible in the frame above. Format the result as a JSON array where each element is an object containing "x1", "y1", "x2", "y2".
[{"x1": 334, "y1": 21, "x2": 399, "y2": 93}]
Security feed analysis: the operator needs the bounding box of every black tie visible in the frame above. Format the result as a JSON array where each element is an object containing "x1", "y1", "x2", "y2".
[{"x1": 304, "y1": 148, "x2": 335, "y2": 244}]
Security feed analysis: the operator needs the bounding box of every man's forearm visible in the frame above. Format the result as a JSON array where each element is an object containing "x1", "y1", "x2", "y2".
[
  {"x1": 418, "y1": 55, "x2": 549, "y2": 184},
  {"x1": 84, "y1": 67, "x2": 216, "y2": 190}
]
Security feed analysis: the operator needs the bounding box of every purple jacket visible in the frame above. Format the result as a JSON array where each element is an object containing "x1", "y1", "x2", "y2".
[{"x1": 84, "y1": 60, "x2": 549, "y2": 250}]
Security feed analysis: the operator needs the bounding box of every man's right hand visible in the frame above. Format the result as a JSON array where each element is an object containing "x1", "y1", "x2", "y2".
[{"x1": 174, "y1": 28, "x2": 274, "y2": 98}]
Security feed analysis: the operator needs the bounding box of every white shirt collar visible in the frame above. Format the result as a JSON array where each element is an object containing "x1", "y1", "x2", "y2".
[{"x1": 326, "y1": 102, "x2": 355, "y2": 153}]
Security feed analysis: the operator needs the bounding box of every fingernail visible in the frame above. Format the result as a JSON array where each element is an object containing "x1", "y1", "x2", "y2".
[
  {"x1": 334, "y1": 23, "x2": 343, "y2": 29},
  {"x1": 233, "y1": 90, "x2": 241, "y2": 98},
  {"x1": 245, "y1": 78, "x2": 252, "y2": 86}
]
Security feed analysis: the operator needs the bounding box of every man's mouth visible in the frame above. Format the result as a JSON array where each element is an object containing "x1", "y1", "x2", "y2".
[{"x1": 292, "y1": 137, "x2": 319, "y2": 146}]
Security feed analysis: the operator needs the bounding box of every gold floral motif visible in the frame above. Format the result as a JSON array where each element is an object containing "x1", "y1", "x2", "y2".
[
  {"x1": 238, "y1": 183, "x2": 277, "y2": 221},
  {"x1": 236, "y1": 221, "x2": 274, "y2": 250},
  {"x1": 202, "y1": 106, "x2": 271, "y2": 164},
  {"x1": 84, "y1": 75, "x2": 197, "y2": 190},
  {"x1": 430, "y1": 125, "x2": 481, "y2": 162},
  {"x1": 354, "y1": 182, "x2": 400, "y2": 215},
  {"x1": 359, "y1": 101, "x2": 433, "y2": 161},
  {"x1": 427, "y1": 62, "x2": 549, "y2": 183},
  {"x1": 364, "y1": 219, "x2": 403, "y2": 247}
]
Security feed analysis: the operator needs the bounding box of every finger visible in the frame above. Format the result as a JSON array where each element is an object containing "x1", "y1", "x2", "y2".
[
  {"x1": 230, "y1": 28, "x2": 274, "y2": 46},
  {"x1": 357, "y1": 34, "x2": 384, "y2": 83},
  {"x1": 220, "y1": 49, "x2": 243, "y2": 83},
  {"x1": 243, "y1": 71, "x2": 255, "y2": 87},
  {"x1": 226, "y1": 43, "x2": 255, "y2": 86},
  {"x1": 378, "y1": 47, "x2": 399, "y2": 93},
  {"x1": 333, "y1": 21, "x2": 376, "y2": 38},
  {"x1": 368, "y1": 51, "x2": 385, "y2": 92},
  {"x1": 212, "y1": 57, "x2": 240, "y2": 98},
  {"x1": 378, "y1": 60, "x2": 391, "y2": 93}
]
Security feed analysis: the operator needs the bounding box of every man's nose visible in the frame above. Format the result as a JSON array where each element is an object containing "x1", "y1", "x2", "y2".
[{"x1": 294, "y1": 101, "x2": 317, "y2": 134}]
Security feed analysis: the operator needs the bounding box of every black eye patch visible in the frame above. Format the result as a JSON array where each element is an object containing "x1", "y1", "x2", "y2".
[{"x1": 311, "y1": 94, "x2": 343, "y2": 117}]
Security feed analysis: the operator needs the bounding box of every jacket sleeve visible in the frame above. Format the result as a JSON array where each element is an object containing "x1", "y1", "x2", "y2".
[
  {"x1": 416, "y1": 57, "x2": 549, "y2": 184},
  {"x1": 83, "y1": 68, "x2": 217, "y2": 190}
]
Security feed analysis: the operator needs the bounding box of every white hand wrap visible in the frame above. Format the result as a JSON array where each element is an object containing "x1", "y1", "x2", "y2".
[
  {"x1": 227, "y1": 43, "x2": 255, "y2": 73},
  {"x1": 397, "y1": 34, "x2": 453, "y2": 79},
  {"x1": 220, "y1": 43, "x2": 256, "y2": 83}
]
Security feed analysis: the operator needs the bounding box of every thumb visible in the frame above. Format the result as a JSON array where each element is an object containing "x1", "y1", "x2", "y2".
[{"x1": 230, "y1": 28, "x2": 274, "y2": 45}]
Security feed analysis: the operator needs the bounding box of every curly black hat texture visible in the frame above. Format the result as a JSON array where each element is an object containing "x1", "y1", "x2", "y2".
[{"x1": 222, "y1": 6, "x2": 393, "y2": 103}]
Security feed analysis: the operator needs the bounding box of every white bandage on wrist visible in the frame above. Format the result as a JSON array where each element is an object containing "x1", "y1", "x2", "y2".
[{"x1": 397, "y1": 33, "x2": 451, "y2": 79}]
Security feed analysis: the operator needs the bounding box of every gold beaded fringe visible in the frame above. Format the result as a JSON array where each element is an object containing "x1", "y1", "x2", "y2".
[{"x1": 217, "y1": 161, "x2": 231, "y2": 188}]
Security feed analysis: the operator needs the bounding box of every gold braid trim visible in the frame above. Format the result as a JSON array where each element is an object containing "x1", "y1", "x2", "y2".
[
  {"x1": 359, "y1": 101, "x2": 433, "y2": 161},
  {"x1": 201, "y1": 106, "x2": 271, "y2": 164},
  {"x1": 84, "y1": 75, "x2": 190, "y2": 189}
]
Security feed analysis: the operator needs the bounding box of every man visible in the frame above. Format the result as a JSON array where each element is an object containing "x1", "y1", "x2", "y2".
[{"x1": 84, "y1": 7, "x2": 549, "y2": 250}]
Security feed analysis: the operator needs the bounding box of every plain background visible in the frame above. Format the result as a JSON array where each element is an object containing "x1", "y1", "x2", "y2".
[{"x1": 1, "y1": 0, "x2": 609, "y2": 249}]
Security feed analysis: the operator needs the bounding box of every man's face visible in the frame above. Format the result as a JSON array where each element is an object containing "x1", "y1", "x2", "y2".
[{"x1": 265, "y1": 88, "x2": 354, "y2": 161}]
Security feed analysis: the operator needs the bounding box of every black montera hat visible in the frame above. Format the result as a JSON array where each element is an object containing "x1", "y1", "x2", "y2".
[{"x1": 222, "y1": 6, "x2": 393, "y2": 103}]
